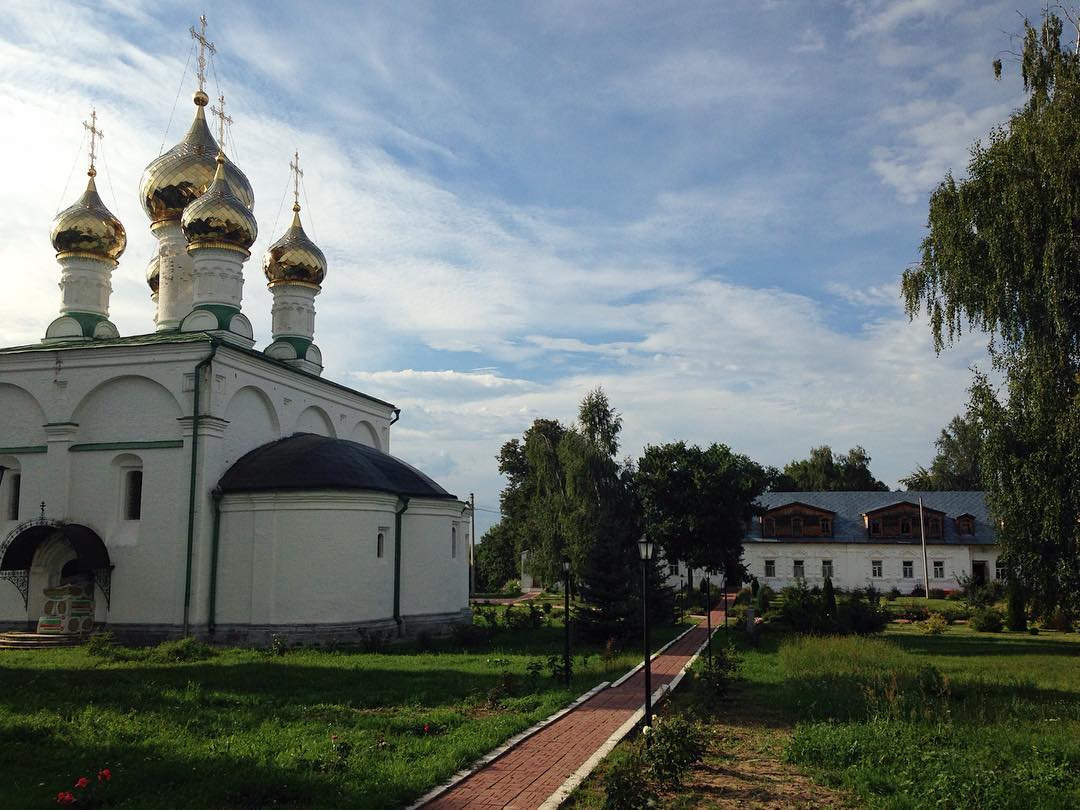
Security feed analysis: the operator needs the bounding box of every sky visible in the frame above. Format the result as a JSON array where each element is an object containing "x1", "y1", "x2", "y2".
[{"x1": 0, "y1": 0, "x2": 1058, "y2": 537}]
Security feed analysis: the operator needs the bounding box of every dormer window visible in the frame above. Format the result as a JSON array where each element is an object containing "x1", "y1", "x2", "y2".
[
  {"x1": 792, "y1": 517, "x2": 803, "y2": 536},
  {"x1": 956, "y1": 515, "x2": 975, "y2": 536},
  {"x1": 900, "y1": 517, "x2": 912, "y2": 536},
  {"x1": 820, "y1": 517, "x2": 832, "y2": 536},
  {"x1": 870, "y1": 519, "x2": 882, "y2": 537},
  {"x1": 763, "y1": 517, "x2": 775, "y2": 536},
  {"x1": 928, "y1": 517, "x2": 941, "y2": 537}
]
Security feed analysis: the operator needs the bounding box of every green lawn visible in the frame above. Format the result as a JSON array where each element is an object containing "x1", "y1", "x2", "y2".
[{"x1": 0, "y1": 620, "x2": 691, "y2": 809}]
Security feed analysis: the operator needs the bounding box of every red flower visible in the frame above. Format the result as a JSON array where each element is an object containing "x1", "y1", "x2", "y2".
[
  {"x1": 98, "y1": 768, "x2": 112, "y2": 782},
  {"x1": 56, "y1": 792, "x2": 75, "y2": 805},
  {"x1": 330, "y1": 735, "x2": 339, "y2": 742},
  {"x1": 423, "y1": 723, "x2": 431, "y2": 734},
  {"x1": 75, "y1": 776, "x2": 90, "y2": 789}
]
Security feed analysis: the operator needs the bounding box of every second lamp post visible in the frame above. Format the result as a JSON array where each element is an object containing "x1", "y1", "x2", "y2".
[
  {"x1": 562, "y1": 556, "x2": 571, "y2": 687},
  {"x1": 638, "y1": 535, "x2": 655, "y2": 733}
]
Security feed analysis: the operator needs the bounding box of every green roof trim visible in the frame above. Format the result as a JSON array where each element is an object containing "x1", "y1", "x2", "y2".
[
  {"x1": 0, "y1": 445, "x2": 48, "y2": 455},
  {"x1": 69, "y1": 440, "x2": 184, "y2": 453}
]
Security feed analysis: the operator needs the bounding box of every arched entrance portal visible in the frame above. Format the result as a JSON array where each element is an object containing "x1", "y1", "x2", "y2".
[{"x1": 0, "y1": 520, "x2": 112, "y2": 633}]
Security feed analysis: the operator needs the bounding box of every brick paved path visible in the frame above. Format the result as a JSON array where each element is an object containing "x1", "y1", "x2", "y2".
[{"x1": 423, "y1": 609, "x2": 724, "y2": 809}]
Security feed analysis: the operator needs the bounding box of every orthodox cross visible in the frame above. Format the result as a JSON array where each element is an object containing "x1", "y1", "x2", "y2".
[
  {"x1": 289, "y1": 150, "x2": 303, "y2": 208},
  {"x1": 189, "y1": 14, "x2": 216, "y2": 93},
  {"x1": 82, "y1": 108, "x2": 103, "y2": 176},
  {"x1": 210, "y1": 94, "x2": 232, "y2": 147}
]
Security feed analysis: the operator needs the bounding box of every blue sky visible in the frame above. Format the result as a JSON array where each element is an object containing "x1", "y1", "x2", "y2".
[{"x1": 0, "y1": 0, "x2": 1057, "y2": 535}]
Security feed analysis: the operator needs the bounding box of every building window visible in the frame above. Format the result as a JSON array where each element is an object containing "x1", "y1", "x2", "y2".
[
  {"x1": 7, "y1": 472, "x2": 20, "y2": 521},
  {"x1": 792, "y1": 517, "x2": 803, "y2": 536},
  {"x1": 376, "y1": 531, "x2": 385, "y2": 558},
  {"x1": 933, "y1": 560, "x2": 945, "y2": 579},
  {"x1": 870, "y1": 519, "x2": 882, "y2": 537},
  {"x1": 822, "y1": 559, "x2": 833, "y2": 579},
  {"x1": 871, "y1": 559, "x2": 883, "y2": 578},
  {"x1": 903, "y1": 560, "x2": 914, "y2": 579},
  {"x1": 820, "y1": 518, "x2": 832, "y2": 535},
  {"x1": 900, "y1": 518, "x2": 912, "y2": 536},
  {"x1": 793, "y1": 559, "x2": 805, "y2": 579},
  {"x1": 124, "y1": 470, "x2": 143, "y2": 521},
  {"x1": 763, "y1": 517, "x2": 775, "y2": 536},
  {"x1": 995, "y1": 560, "x2": 1006, "y2": 580},
  {"x1": 764, "y1": 559, "x2": 775, "y2": 578},
  {"x1": 928, "y1": 517, "x2": 941, "y2": 537},
  {"x1": 956, "y1": 516, "x2": 974, "y2": 535},
  {"x1": 668, "y1": 563, "x2": 679, "y2": 577},
  {"x1": 451, "y1": 526, "x2": 458, "y2": 558}
]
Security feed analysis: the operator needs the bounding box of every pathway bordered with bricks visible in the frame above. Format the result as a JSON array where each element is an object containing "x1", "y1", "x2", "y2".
[{"x1": 423, "y1": 608, "x2": 724, "y2": 809}]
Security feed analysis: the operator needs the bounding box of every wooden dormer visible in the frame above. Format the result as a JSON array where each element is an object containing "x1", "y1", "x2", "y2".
[
  {"x1": 862, "y1": 501, "x2": 946, "y2": 540},
  {"x1": 954, "y1": 513, "x2": 976, "y2": 536},
  {"x1": 761, "y1": 501, "x2": 836, "y2": 539}
]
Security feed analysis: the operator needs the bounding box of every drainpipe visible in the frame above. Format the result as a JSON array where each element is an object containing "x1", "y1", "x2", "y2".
[
  {"x1": 182, "y1": 341, "x2": 219, "y2": 636},
  {"x1": 207, "y1": 486, "x2": 224, "y2": 634},
  {"x1": 393, "y1": 496, "x2": 410, "y2": 636},
  {"x1": 390, "y1": 408, "x2": 401, "y2": 426}
]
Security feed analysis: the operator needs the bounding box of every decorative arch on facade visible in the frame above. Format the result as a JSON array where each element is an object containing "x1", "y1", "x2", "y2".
[
  {"x1": 0, "y1": 382, "x2": 48, "y2": 447},
  {"x1": 72, "y1": 375, "x2": 184, "y2": 444},
  {"x1": 295, "y1": 405, "x2": 336, "y2": 438},
  {"x1": 348, "y1": 420, "x2": 382, "y2": 450},
  {"x1": 0, "y1": 519, "x2": 113, "y2": 609},
  {"x1": 222, "y1": 385, "x2": 282, "y2": 469}
]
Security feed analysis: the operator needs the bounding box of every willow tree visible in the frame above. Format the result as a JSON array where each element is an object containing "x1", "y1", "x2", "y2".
[{"x1": 901, "y1": 12, "x2": 1080, "y2": 617}]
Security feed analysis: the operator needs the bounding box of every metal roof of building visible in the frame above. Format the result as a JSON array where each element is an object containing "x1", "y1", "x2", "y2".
[{"x1": 745, "y1": 491, "x2": 995, "y2": 546}]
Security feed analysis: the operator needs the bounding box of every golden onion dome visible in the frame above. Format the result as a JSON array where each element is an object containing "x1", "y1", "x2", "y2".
[
  {"x1": 146, "y1": 253, "x2": 160, "y2": 294},
  {"x1": 181, "y1": 153, "x2": 258, "y2": 251},
  {"x1": 50, "y1": 170, "x2": 127, "y2": 263},
  {"x1": 263, "y1": 204, "x2": 327, "y2": 287},
  {"x1": 139, "y1": 92, "x2": 254, "y2": 224}
]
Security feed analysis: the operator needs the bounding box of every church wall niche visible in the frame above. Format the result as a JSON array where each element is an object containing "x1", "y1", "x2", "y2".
[
  {"x1": 71, "y1": 375, "x2": 184, "y2": 444},
  {"x1": 0, "y1": 383, "x2": 48, "y2": 447},
  {"x1": 399, "y1": 502, "x2": 470, "y2": 620},
  {"x1": 348, "y1": 420, "x2": 382, "y2": 450},
  {"x1": 222, "y1": 386, "x2": 281, "y2": 471},
  {"x1": 294, "y1": 405, "x2": 336, "y2": 438}
]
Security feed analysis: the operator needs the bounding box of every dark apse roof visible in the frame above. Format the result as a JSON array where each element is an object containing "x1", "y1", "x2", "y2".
[
  {"x1": 218, "y1": 433, "x2": 456, "y2": 500},
  {"x1": 745, "y1": 491, "x2": 996, "y2": 546}
]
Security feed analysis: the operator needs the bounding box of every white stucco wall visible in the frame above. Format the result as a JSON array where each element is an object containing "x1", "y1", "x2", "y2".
[{"x1": 742, "y1": 541, "x2": 999, "y2": 593}]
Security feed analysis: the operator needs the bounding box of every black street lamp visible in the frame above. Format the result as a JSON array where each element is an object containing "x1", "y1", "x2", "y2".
[
  {"x1": 561, "y1": 556, "x2": 572, "y2": 687},
  {"x1": 703, "y1": 575, "x2": 713, "y2": 668},
  {"x1": 637, "y1": 534, "x2": 655, "y2": 734}
]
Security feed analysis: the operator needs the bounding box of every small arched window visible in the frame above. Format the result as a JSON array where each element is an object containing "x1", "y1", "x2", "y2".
[
  {"x1": 112, "y1": 454, "x2": 143, "y2": 523},
  {"x1": 451, "y1": 525, "x2": 458, "y2": 559},
  {"x1": 7, "y1": 471, "x2": 21, "y2": 521},
  {"x1": 1, "y1": 458, "x2": 22, "y2": 521},
  {"x1": 377, "y1": 531, "x2": 385, "y2": 558}
]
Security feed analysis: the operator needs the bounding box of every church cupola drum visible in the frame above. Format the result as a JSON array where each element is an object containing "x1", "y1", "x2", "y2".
[
  {"x1": 45, "y1": 109, "x2": 126, "y2": 342},
  {"x1": 263, "y1": 151, "x2": 328, "y2": 375},
  {"x1": 139, "y1": 16, "x2": 253, "y2": 331}
]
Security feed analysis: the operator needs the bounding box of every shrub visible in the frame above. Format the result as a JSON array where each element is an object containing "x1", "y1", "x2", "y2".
[
  {"x1": 1006, "y1": 582, "x2": 1027, "y2": 631},
  {"x1": 921, "y1": 613, "x2": 948, "y2": 635},
  {"x1": 969, "y1": 607, "x2": 1004, "y2": 632},
  {"x1": 887, "y1": 587, "x2": 901, "y2": 601},
  {"x1": 750, "y1": 577, "x2": 760, "y2": 597},
  {"x1": 836, "y1": 593, "x2": 889, "y2": 635},
  {"x1": 754, "y1": 585, "x2": 773, "y2": 614},
  {"x1": 1046, "y1": 608, "x2": 1074, "y2": 633},
  {"x1": 780, "y1": 580, "x2": 819, "y2": 633},
  {"x1": 149, "y1": 637, "x2": 214, "y2": 663},
  {"x1": 643, "y1": 714, "x2": 707, "y2": 789},
  {"x1": 929, "y1": 588, "x2": 947, "y2": 599},
  {"x1": 822, "y1": 577, "x2": 837, "y2": 619},
  {"x1": 84, "y1": 632, "x2": 121, "y2": 660},
  {"x1": 733, "y1": 586, "x2": 753, "y2": 606},
  {"x1": 910, "y1": 583, "x2": 926, "y2": 597},
  {"x1": 269, "y1": 633, "x2": 288, "y2": 657},
  {"x1": 695, "y1": 643, "x2": 739, "y2": 701},
  {"x1": 602, "y1": 745, "x2": 655, "y2": 810}
]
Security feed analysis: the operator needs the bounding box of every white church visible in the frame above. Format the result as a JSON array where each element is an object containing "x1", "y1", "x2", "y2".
[{"x1": 0, "y1": 21, "x2": 471, "y2": 645}]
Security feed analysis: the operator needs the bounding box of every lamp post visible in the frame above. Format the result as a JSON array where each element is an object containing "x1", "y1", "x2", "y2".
[
  {"x1": 562, "y1": 556, "x2": 571, "y2": 688},
  {"x1": 704, "y1": 575, "x2": 713, "y2": 668},
  {"x1": 637, "y1": 535, "x2": 655, "y2": 734},
  {"x1": 723, "y1": 573, "x2": 728, "y2": 630}
]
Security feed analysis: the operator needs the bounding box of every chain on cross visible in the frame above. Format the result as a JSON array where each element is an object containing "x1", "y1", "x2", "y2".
[
  {"x1": 290, "y1": 150, "x2": 303, "y2": 209},
  {"x1": 210, "y1": 94, "x2": 232, "y2": 149},
  {"x1": 189, "y1": 13, "x2": 216, "y2": 94},
  {"x1": 82, "y1": 108, "x2": 103, "y2": 177}
]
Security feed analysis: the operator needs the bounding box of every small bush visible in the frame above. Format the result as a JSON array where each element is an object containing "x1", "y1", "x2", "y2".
[
  {"x1": 733, "y1": 586, "x2": 753, "y2": 606},
  {"x1": 643, "y1": 714, "x2": 707, "y2": 789},
  {"x1": 969, "y1": 607, "x2": 1004, "y2": 632},
  {"x1": 269, "y1": 633, "x2": 288, "y2": 657},
  {"x1": 910, "y1": 583, "x2": 926, "y2": 597},
  {"x1": 1046, "y1": 608, "x2": 1074, "y2": 633},
  {"x1": 921, "y1": 613, "x2": 947, "y2": 635},
  {"x1": 84, "y1": 632, "x2": 121, "y2": 659},
  {"x1": 602, "y1": 745, "x2": 655, "y2": 810},
  {"x1": 149, "y1": 637, "x2": 214, "y2": 663}
]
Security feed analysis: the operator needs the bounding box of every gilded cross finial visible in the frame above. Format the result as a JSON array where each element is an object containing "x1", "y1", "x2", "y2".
[
  {"x1": 189, "y1": 13, "x2": 216, "y2": 94},
  {"x1": 210, "y1": 94, "x2": 232, "y2": 148},
  {"x1": 289, "y1": 149, "x2": 303, "y2": 211},
  {"x1": 82, "y1": 108, "x2": 103, "y2": 177}
]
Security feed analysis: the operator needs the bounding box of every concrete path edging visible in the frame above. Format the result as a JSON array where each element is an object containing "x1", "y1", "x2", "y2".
[
  {"x1": 406, "y1": 679, "x2": 611, "y2": 810},
  {"x1": 608, "y1": 621, "x2": 698, "y2": 688},
  {"x1": 536, "y1": 621, "x2": 720, "y2": 809}
]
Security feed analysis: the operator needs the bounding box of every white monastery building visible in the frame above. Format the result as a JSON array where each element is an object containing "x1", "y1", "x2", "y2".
[
  {"x1": 742, "y1": 491, "x2": 1000, "y2": 593},
  {"x1": 0, "y1": 20, "x2": 470, "y2": 644}
]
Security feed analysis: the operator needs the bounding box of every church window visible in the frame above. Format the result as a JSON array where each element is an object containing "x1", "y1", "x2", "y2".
[
  {"x1": 764, "y1": 559, "x2": 775, "y2": 577},
  {"x1": 124, "y1": 470, "x2": 143, "y2": 520},
  {"x1": 7, "y1": 473, "x2": 20, "y2": 521},
  {"x1": 377, "y1": 531, "x2": 385, "y2": 558},
  {"x1": 451, "y1": 525, "x2": 458, "y2": 558}
]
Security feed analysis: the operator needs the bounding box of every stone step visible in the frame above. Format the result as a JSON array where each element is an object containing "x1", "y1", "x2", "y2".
[{"x1": 0, "y1": 632, "x2": 85, "y2": 650}]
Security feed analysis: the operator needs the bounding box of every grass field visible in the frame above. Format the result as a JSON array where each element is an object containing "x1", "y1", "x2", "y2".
[
  {"x1": 0, "y1": 619, "x2": 690, "y2": 809},
  {"x1": 569, "y1": 622, "x2": 1080, "y2": 809}
]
